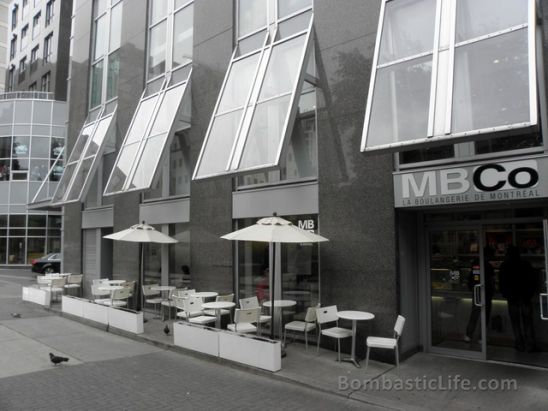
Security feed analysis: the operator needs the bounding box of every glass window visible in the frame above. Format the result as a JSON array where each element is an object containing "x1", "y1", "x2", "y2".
[
  {"x1": 238, "y1": 0, "x2": 267, "y2": 38},
  {"x1": 169, "y1": 223, "x2": 190, "y2": 287},
  {"x1": 109, "y1": 2, "x2": 123, "y2": 52},
  {"x1": 0, "y1": 137, "x2": 12, "y2": 158},
  {"x1": 105, "y1": 81, "x2": 190, "y2": 195},
  {"x1": 278, "y1": 0, "x2": 312, "y2": 19},
  {"x1": 90, "y1": 61, "x2": 103, "y2": 108},
  {"x1": 45, "y1": 0, "x2": 54, "y2": 26},
  {"x1": 172, "y1": 4, "x2": 193, "y2": 68},
  {"x1": 456, "y1": 0, "x2": 527, "y2": 42},
  {"x1": 94, "y1": 15, "x2": 107, "y2": 60},
  {"x1": 50, "y1": 110, "x2": 116, "y2": 205},
  {"x1": 194, "y1": 12, "x2": 312, "y2": 180},
  {"x1": 31, "y1": 137, "x2": 50, "y2": 158},
  {"x1": 107, "y1": 51, "x2": 120, "y2": 100},
  {"x1": 32, "y1": 12, "x2": 41, "y2": 39},
  {"x1": 150, "y1": 0, "x2": 167, "y2": 25},
  {"x1": 148, "y1": 21, "x2": 166, "y2": 79},
  {"x1": 363, "y1": 0, "x2": 537, "y2": 153},
  {"x1": 452, "y1": 29, "x2": 530, "y2": 133}
]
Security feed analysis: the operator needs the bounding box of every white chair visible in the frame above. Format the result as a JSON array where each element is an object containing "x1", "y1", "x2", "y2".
[
  {"x1": 365, "y1": 315, "x2": 406, "y2": 374},
  {"x1": 284, "y1": 306, "x2": 317, "y2": 350},
  {"x1": 180, "y1": 296, "x2": 215, "y2": 325},
  {"x1": 316, "y1": 305, "x2": 352, "y2": 362},
  {"x1": 102, "y1": 287, "x2": 131, "y2": 308},
  {"x1": 203, "y1": 293, "x2": 234, "y2": 322},
  {"x1": 64, "y1": 274, "x2": 83, "y2": 297},
  {"x1": 227, "y1": 308, "x2": 261, "y2": 334},
  {"x1": 142, "y1": 284, "x2": 163, "y2": 317},
  {"x1": 239, "y1": 296, "x2": 271, "y2": 332},
  {"x1": 40, "y1": 277, "x2": 66, "y2": 302},
  {"x1": 91, "y1": 283, "x2": 111, "y2": 304},
  {"x1": 161, "y1": 288, "x2": 188, "y2": 319}
]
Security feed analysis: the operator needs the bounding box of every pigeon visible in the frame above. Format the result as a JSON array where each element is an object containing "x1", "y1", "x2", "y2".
[
  {"x1": 49, "y1": 353, "x2": 69, "y2": 365},
  {"x1": 164, "y1": 324, "x2": 170, "y2": 335},
  {"x1": 10, "y1": 313, "x2": 21, "y2": 318}
]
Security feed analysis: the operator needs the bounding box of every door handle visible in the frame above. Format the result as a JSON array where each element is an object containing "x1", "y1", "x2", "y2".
[
  {"x1": 473, "y1": 284, "x2": 483, "y2": 307},
  {"x1": 541, "y1": 294, "x2": 548, "y2": 321}
]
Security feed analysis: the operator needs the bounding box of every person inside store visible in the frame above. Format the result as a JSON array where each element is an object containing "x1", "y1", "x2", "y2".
[
  {"x1": 499, "y1": 245, "x2": 539, "y2": 352},
  {"x1": 464, "y1": 246, "x2": 495, "y2": 343}
]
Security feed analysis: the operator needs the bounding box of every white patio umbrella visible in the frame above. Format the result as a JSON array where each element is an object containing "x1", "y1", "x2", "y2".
[
  {"x1": 221, "y1": 214, "x2": 328, "y2": 340},
  {"x1": 104, "y1": 222, "x2": 177, "y2": 311}
]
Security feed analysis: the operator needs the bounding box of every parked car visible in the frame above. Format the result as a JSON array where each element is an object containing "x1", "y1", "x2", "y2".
[{"x1": 31, "y1": 253, "x2": 62, "y2": 274}]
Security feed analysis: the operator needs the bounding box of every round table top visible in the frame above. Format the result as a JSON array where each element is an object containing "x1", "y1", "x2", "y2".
[
  {"x1": 98, "y1": 285, "x2": 123, "y2": 291},
  {"x1": 191, "y1": 291, "x2": 218, "y2": 298},
  {"x1": 202, "y1": 301, "x2": 235, "y2": 309},
  {"x1": 151, "y1": 285, "x2": 176, "y2": 291},
  {"x1": 262, "y1": 300, "x2": 297, "y2": 308},
  {"x1": 107, "y1": 280, "x2": 126, "y2": 285},
  {"x1": 337, "y1": 311, "x2": 375, "y2": 321}
]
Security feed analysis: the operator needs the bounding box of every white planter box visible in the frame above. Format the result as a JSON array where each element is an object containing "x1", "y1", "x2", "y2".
[
  {"x1": 219, "y1": 331, "x2": 281, "y2": 372},
  {"x1": 61, "y1": 296, "x2": 85, "y2": 317},
  {"x1": 108, "y1": 307, "x2": 144, "y2": 334},
  {"x1": 173, "y1": 322, "x2": 219, "y2": 357},
  {"x1": 82, "y1": 300, "x2": 109, "y2": 324},
  {"x1": 22, "y1": 286, "x2": 51, "y2": 306}
]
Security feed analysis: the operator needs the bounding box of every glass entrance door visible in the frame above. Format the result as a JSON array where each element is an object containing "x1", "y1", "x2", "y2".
[
  {"x1": 485, "y1": 220, "x2": 548, "y2": 367},
  {"x1": 429, "y1": 228, "x2": 485, "y2": 357}
]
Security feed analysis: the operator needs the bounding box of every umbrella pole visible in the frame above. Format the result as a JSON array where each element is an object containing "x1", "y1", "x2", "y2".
[
  {"x1": 138, "y1": 242, "x2": 143, "y2": 312},
  {"x1": 270, "y1": 241, "x2": 275, "y2": 340}
]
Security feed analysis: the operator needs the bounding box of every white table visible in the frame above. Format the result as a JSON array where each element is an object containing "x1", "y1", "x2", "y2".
[
  {"x1": 337, "y1": 310, "x2": 375, "y2": 368},
  {"x1": 97, "y1": 285, "x2": 124, "y2": 301},
  {"x1": 191, "y1": 291, "x2": 218, "y2": 300},
  {"x1": 152, "y1": 286, "x2": 176, "y2": 320},
  {"x1": 202, "y1": 301, "x2": 235, "y2": 328},
  {"x1": 107, "y1": 280, "x2": 126, "y2": 285},
  {"x1": 262, "y1": 300, "x2": 297, "y2": 338}
]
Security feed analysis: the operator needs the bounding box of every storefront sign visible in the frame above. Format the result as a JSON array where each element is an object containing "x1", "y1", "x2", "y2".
[{"x1": 394, "y1": 156, "x2": 548, "y2": 208}]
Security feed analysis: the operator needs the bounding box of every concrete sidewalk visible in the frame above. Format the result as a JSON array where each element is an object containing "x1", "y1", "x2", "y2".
[{"x1": 4, "y1": 270, "x2": 548, "y2": 410}]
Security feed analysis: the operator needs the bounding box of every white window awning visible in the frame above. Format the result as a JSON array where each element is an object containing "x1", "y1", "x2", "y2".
[
  {"x1": 103, "y1": 70, "x2": 192, "y2": 196},
  {"x1": 361, "y1": 0, "x2": 537, "y2": 154},
  {"x1": 193, "y1": 12, "x2": 314, "y2": 180}
]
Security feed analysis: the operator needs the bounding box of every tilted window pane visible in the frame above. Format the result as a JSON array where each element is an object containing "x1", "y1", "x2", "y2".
[
  {"x1": 52, "y1": 162, "x2": 76, "y2": 202},
  {"x1": 90, "y1": 61, "x2": 104, "y2": 108},
  {"x1": 107, "y1": 51, "x2": 120, "y2": 100},
  {"x1": 173, "y1": 5, "x2": 193, "y2": 68},
  {"x1": 129, "y1": 133, "x2": 168, "y2": 190},
  {"x1": 84, "y1": 115, "x2": 113, "y2": 157},
  {"x1": 148, "y1": 21, "x2": 166, "y2": 79},
  {"x1": 378, "y1": 0, "x2": 436, "y2": 65},
  {"x1": 109, "y1": 2, "x2": 123, "y2": 52},
  {"x1": 258, "y1": 34, "x2": 307, "y2": 100},
  {"x1": 239, "y1": 95, "x2": 291, "y2": 169},
  {"x1": 65, "y1": 157, "x2": 93, "y2": 202},
  {"x1": 456, "y1": 0, "x2": 527, "y2": 42},
  {"x1": 150, "y1": 0, "x2": 167, "y2": 25},
  {"x1": 452, "y1": 29, "x2": 529, "y2": 134},
  {"x1": 66, "y1": 124, "x2": 93, "y2": 163},
  {"x1": 278, "y1": 0, "x2": 312, "y2": 19},
  {"x1": 94, "y1": 14, "x2": 107, "y2": 60},
  {"x1": 367, "y1": 56, "x2": 432, "y2": 147},
  {"x1": 149, "y1": 84, "x2": 187, "y2": 135},
  {"x1": 278, "y1": 10, "x2": 312, "y2": 39},
  {"x1": 195, "y1": 109, "x2": 243, "y2": 177},
  {"x1": 238, "y1": 0, "x2": 267, "y2": 38},
  {"x1": 218, "y1": 52, "x2": 261, "y2": 113},
  {"x1": 238, "y1": 30, "x2": 266, "y2": 55},
  {"x1": 126, "y1": 95, "x2": 160, "y2": 144},
  {"x1": 94, "y1": 0, "x2": 107, "y2": 16},
  {"x1": 105, "y1": 142, "x2": 139, "y2": 193}
]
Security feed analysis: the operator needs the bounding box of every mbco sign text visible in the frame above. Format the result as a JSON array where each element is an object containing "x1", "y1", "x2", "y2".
[{"x1": 394, "y1": 158, "x2": 548, "y2": 208}]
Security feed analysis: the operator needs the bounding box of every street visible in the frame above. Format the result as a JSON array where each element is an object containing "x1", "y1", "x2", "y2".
[{"x1": 0, "y1": 270, "x2": 369, "y2": 411}]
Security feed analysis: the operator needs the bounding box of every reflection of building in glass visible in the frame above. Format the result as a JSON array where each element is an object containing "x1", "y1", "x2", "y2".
[{"x1": 0, "y1": 94, "x2": 65, "y2": 265}]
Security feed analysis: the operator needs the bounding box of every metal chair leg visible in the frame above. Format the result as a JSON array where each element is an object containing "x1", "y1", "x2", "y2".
[
  {"x1": 304, "y1": 329, "x2": 308, "y2": 351},
  {"x1": 365, "y1": 346, "x2": 370, "y2": 370},
  {"x1": 317, "y1": 333, "x2": 321, "y2": 353},
  {"x1": 337, "y1": 339, "x2": 341, "y2": 362},
  {"x1": 283, "y1": 327, "x2": 287, "y2": 345},
  {"x1": 395, "y1": 345, "x2": 399, "y2": 374}
]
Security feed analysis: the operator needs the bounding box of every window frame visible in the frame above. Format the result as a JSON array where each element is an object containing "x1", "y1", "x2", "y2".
[
  {"x1": 193, "y1": 10, "x2": 314, "y2": 180},
  {"x1": 361, "y1": 0, "x2": 538, "y2": 154}
]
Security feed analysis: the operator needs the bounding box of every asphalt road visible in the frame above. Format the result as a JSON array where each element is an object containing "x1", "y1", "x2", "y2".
[{"x1": 0, "y1": 269, "x2": 368, "y2": 411}]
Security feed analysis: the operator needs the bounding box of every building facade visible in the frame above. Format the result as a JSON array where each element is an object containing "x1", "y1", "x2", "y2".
[
  {"x1": 6, "y1": 0, "x2": 72, "y2": 98},
  {"x1": 57, "y1": 0, "x2": 548, "y2": 368},
  {"x1": 0, "y1": 0, "x2": 10, "y2": 92}
]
